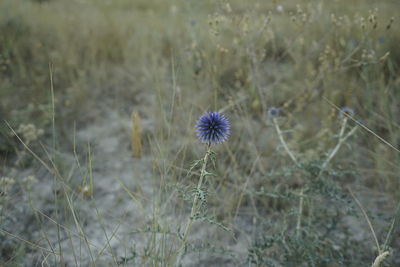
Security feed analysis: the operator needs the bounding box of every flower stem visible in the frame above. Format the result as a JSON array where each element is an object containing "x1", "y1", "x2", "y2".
[
  {"x1": 319, "y1": 118, "x2": 357, "y2": 177},
  {"x1": 272, "y1": 118, "x2": 299, "y2": 167},
  {"x1": 371, "y1": 251, "x2": 390, "y2": 267},
  {"x1": 296, "y1": 188, "x2": 304, "y2": 238},
  {"x1": 272, "y1": 118, "x2": 304, "y2": 237},
  {"x1": 176, "y1": 145, "x2": 211, "y2": 265}
]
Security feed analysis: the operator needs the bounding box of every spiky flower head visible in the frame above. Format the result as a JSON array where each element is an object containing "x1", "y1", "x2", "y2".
[
  {"x1": 195, "y1": 111, "x2": 230, "y2": 145},
  {"x1": 267, "y1": 107, "x2": 280, "y2": 118},
  {"x1": 339, "y1": 106, "x2": 355, "y2": 119}
]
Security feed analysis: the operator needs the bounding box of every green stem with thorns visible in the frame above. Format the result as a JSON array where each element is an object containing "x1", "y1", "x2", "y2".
[{"x1": 176, "y1": 144, "x2": 211, "y2": 265}]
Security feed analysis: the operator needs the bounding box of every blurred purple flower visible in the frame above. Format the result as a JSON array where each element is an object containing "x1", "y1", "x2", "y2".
[
  {"x1": 267, "y1": 107, "x2": 280, "y2": 118},
  {"x1": 339, "y1": 106, "x2": 355, "y2": 119}
]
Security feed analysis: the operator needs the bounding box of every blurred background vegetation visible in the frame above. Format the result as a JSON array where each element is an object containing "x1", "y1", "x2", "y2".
[{"x1": 1, "y1": 0, "x2": 400, "y2": 266}]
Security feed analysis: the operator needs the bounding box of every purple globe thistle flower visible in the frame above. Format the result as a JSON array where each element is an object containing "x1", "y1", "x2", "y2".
[
  {"x1": 267, "y1": 107, "x2": 280, "y2": 118},
  {"x1": 339, "y1": 106, "x2": 355, "y2": 119},
  {"x1": 195, "y1": 111, "x2": 230, "y2": 145}
]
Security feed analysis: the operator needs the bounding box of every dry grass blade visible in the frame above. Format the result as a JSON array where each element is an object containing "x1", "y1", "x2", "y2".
[
  {"x1": 348, "y1": 187, "x2": 381, "y2": 254},
  {"x1": 0, "y1": 228, "x2": 58, "y2": 255},
  {"x1": 323, "y1": 97, "x2": 400, "y2": 153}
]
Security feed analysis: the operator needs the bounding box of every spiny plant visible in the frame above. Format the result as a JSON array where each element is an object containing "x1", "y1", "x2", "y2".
[
  {"x1": 176, "y1": 111, "x2": 230, "y2": 266},
  {"x1": 245, "y1": 105, "x2": 397, "y2": 266}
]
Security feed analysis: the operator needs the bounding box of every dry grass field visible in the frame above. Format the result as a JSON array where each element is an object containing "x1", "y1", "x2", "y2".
[{"x1": 1, "y1": 0, "x2": 400, "y2": 266}]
